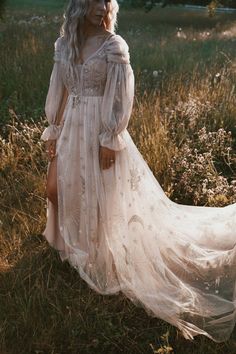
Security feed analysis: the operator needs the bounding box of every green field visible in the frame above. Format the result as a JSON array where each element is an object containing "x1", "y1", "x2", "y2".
[
  {"x1": 7, "y1": 0, "x2": 67, "y2": 10},
  {"x1": 1, "y1": 1, "x2": 236, "y2": 353}
]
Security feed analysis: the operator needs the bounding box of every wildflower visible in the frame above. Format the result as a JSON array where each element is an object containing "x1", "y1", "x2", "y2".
[
  {"x1": 214, "y1": 72, "x2": 221, "y2": 84},
  {"x1": 176, "y1": 27, "x2": 187, "y2": 39}
]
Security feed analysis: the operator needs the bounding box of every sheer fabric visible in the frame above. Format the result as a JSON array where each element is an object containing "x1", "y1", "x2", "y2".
[{"x1": 41, "y1": 34, "x2": 236, "y2": 342}]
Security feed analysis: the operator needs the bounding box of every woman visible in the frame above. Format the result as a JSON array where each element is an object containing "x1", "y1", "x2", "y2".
[{"x1": 41, "y1": 0, "x2": 236, "y2": 343}]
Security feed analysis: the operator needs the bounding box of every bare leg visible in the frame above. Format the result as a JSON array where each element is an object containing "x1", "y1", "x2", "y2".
[
  {"x1": 44, "y1": 155, "x2": 69, "y2": 252},
  {"x1": 46, "y1": 156, "x2": 58, "y2": 207}
]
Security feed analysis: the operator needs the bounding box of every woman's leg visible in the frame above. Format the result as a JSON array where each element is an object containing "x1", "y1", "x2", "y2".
[
  {"x1": 46, "y1": 156, "x2": 58, "y2": 207},
  {"x1": 44, "y1": 155, "x2": 68, "y2": 252}
]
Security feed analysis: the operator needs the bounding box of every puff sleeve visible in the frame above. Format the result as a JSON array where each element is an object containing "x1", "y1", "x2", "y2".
[
  {"x1": 99, "y1": 35, "x2": 135, "y2": 151},
  {"x1": 41, "y1": 37, "x2": 66, "y2": 141}
]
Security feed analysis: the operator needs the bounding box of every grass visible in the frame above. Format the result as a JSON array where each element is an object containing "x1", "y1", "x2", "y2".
[
  {"x1": 7, "y1": 0, "x2": 67, "y2": 10},
  {"x1": 1, "y1": 2, "x2": 236, "y2": 353}
]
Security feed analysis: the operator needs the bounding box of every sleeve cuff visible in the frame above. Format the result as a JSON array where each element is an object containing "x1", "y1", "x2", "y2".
[
  {"x1": 99, "y1": 131, "x2": 126, "y2": 151},
  {"x1": 40, "y1": 124, "x2": 62, "y2": 141}
]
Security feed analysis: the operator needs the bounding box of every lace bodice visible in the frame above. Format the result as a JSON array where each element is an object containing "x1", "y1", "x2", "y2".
[
  {"x1": 54, "y1": 34, "x2": 130, "y2": 97},
  {"x1": 41, "y1": 33, "x2": 135, "y2": 151},
  {"x1": 63, "y1": 52, "x2": 107, "y2": 97}
]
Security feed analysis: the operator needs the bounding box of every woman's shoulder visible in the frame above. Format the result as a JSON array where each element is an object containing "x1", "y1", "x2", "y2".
[
  {"x1": 105, "y1": 33, "x2": 130, "y2": 64},
  {"x1": 53, "y1": 36, "x2": 67, "y2": 62},
  {"x1": 54, "y1": 36, "x2": 66, "y2": 51}
]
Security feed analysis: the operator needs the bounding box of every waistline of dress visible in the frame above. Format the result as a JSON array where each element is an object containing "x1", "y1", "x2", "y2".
[
  {"x1": 68, "y1": 94, "x2": 103, "y2": 108},
  {"x1": 68, "y1": 94, "x2": 103, "y2": 98}
]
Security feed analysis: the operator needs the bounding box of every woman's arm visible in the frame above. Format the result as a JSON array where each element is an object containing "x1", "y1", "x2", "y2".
[
  {"x1": 99, "y1": 35, "x2": 134, "y2": 152},
  {"x1": 41, "y1": 37, "x2": 67, "y2": 143},
  {"x1": 55, "y1": 86, "x2": 69, "y2": 126},
  {"x1": 99, "y1": 35, "x2": 134, "y2": 170},
  {"x1": 45, "y1": 86, "x2": 68, "y2": 161}
]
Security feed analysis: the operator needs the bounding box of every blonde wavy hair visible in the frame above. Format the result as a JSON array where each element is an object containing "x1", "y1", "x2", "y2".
[{"x1": 61, "y1": 0, "x2": 119, "y2": 64}]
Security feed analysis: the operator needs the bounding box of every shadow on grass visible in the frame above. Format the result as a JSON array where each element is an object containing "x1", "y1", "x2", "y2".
[{"x1": 0, "y1": 234, "x2": 236, "y2": 354}]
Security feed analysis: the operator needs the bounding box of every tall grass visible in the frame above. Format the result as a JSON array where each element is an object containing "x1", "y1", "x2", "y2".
[
  {"x1": 7, "y1": 0, "x2": 67, "y2": 10},
  {"x1": 1, "y1": 3, "x2": 236, "y2": 353}
]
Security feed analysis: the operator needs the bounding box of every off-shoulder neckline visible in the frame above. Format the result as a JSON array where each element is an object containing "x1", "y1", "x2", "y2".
[{"x1": 77, "y1": 33, "x2": 115, "y2": 66}]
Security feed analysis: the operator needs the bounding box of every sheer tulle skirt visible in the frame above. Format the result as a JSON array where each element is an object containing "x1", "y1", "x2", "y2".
[{"x1": 43, "y1": 95, "x2": 236, "y2": 342}]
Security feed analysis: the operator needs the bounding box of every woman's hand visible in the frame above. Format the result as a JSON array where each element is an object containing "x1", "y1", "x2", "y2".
[
  {"x1": 45, "y1": 139, "x2": 57, "y2": 161},
  {"x1": 99, "y1": 146, "x2": 116, "y2": 170}
]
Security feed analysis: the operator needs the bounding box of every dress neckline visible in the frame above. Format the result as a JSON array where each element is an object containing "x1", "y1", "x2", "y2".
[{"x1": 77, "y1": 33, "x2": 114, "y2": 66}]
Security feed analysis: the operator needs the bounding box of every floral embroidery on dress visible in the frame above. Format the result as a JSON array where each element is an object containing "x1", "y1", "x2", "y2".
[
  {"x1": 122, "y1": 244, "x2": 131, "y2": 265},
  {"x1": 80, "y1": 176, "x2": 85, "y2": 195},
  {"x1": 128, "y1": 214, "x2": 144, "y2": 229},
  {"x1": 72, "y1": 96, "x2": 81, "y2": 108},
  {"x1": 129, "y1": 167, "x2": 141, "y2": 191}
]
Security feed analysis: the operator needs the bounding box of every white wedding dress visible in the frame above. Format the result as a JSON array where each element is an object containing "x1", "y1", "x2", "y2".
[{"x1": 41, "y1": 33, "x2": 236, "y2": 342}]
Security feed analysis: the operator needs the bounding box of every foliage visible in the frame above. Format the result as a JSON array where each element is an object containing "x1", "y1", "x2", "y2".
[
  {"x1": 123, "y1": 0, "x2": 236, "y2": 11},
  {"x1": 0, "y1": 0, "x2": 6, "y2": 18}
]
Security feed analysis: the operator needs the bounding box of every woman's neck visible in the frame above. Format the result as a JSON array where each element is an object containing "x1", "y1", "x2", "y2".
[{"x1": 83, "y1": 21, "x2": 106, "y2": 39}]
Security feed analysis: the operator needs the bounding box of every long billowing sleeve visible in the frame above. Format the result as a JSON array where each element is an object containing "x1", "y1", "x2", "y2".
[
  {"x1": 99, "y1": 35, "x2": 135, "y2": 151},
  {"x1": 41, "y1": 37, "x2": 66, "y2": 141}
]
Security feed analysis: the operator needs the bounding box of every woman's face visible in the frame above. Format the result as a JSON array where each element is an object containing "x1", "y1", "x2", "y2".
[{"x1": 85, "y1": 0, "x2": 110, "y2": 27}]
